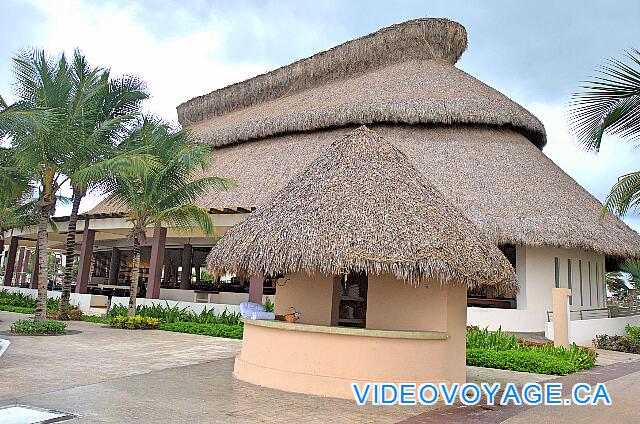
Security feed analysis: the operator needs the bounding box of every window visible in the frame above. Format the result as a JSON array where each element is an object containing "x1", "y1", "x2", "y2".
[
  {"x1": 567, "y1": 259, "x2": 572, "y2": 305},
  {"x1": 554, "y1": 257, "x2": 560, "y2": 288},
  {"x1": 579, "y1": 260, "x2": 583, "y2": 306},
  {"x1": 588, "y1": 261, "x2": 593, "y2": 306},
  {"x1": 595, "y1": 262, "x2": 600, "y2": 306}
]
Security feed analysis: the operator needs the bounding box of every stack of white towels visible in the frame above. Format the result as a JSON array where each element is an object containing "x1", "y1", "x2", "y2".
[{"x1": 240, "y1": 302, "x2": 275, "y2": 320}]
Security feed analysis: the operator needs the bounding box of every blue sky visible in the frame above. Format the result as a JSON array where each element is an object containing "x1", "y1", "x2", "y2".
[{"x1": 2, "y1": 0, "x2": 639, "y2": 231}]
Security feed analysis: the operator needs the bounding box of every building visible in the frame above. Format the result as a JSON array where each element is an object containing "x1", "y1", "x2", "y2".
[
  {"x1": 3, "y1": 18, "x2": 640, "y2": 334},
  {"x1": 206, "y1": 126, "x2": 516, "y2": 398}
]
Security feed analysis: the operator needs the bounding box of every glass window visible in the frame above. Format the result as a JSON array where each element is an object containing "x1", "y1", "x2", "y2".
[
  {"x1": 567, "y1": 258, "x2": 572, "y2": 305},
  {"x1": 554, "y1": 257, "x2": 560, "y2": 288},
  {"x1": 579, "y1": 260, "x2": 583, "y2": 306},
  {"x1": 588, "y1": 261, "x2": 593, "y2": 306}
]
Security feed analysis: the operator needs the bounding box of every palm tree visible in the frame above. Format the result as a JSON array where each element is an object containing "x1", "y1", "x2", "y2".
[
  {"x1": 4, "y1": 50, "x2": 78, "y2": 320},
  {"x1": 569, "y1": 49, "x2": 640, "y2": 216},
  {"x1": 57, "y1": 50, "x2": 148, "y2": 316},
  {"x1": 102, "y1": 117, "x2": 234, "y2": 316}
]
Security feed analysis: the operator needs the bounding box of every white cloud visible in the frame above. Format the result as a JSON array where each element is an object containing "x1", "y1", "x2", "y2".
[
  {"x1": 25, "y1": 0, "x2": 268, "y2": 214},
  {"x1": 17, "y1": 2, "x2": 640, "y2": 234}
]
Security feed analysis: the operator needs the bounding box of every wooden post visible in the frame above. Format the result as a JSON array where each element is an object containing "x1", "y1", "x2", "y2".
[
  {"x1": 30, "y1": 248, "x2": 39, "y2": 289},
  {"x1": 180, "y1": 244, "x2": 192, "y2": 290},
  {"x1": 108, "y1": 247, "x2": 121, "y2": 285},
  {"x1": 3, "y1": 237, "x2": 19, "y2": 286},
  {"x1": 146, "y1": 226, "x2": 167, "y2": 299},
  {"x1": 249, "y1": 276, "x2": 264, "y2": 304},
  {"x1": 75, "y1": 221, "x2": 96, "y2": 294}
]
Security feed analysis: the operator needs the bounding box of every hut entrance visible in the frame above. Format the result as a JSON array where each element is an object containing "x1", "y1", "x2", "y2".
[
  {"x1": 337, "y1": 271, "x2": 368, "y2": 328},
  {"x1": 467, "y1": 244, "x2": 517, "y2": 309}
]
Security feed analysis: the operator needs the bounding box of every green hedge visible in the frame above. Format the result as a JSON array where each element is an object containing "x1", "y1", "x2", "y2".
[
  {"x1": 159, "y1": 322, "x2": 244, "y2": 339},
  {"x1": 81, "y1": 315, "x2": 110, "y2": 324},
  {"x1": 110, "y1": 315, "x2": 161, "y2": 329},
  {"x1": 466, "y1": 348, "x2": 578, "y2": 375},
  {"x1": 0, "y1": 305, "x2": 35, "y2": 314},
  {"x1": 10, "y1": 319, "x2": 67, "y2": 335}
]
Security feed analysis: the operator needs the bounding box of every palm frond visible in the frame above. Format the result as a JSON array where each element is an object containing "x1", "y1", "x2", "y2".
[
  {"x1": 569, "y1": 49, "x2": 640, "y2": 151},
  {"x1": 602, "y1": 171, "x2": 640, "y2": 216}
]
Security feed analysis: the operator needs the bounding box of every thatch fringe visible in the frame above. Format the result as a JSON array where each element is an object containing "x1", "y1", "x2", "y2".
[
  {"x1": 206, "y1": 126, "x2": 518, "y2": 295},
  {"x1": 177, "y1": 18, "x2": 467, "y2": 125}
]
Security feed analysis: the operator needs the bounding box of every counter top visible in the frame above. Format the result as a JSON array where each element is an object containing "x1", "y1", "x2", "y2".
[{"x1": 242, "y1": 318, "x2": 448, "y2": 340}]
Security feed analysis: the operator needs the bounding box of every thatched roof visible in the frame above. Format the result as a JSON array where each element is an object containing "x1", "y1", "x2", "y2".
[
  {"x1": 206, "y1": 126, "x2": 517, "y2": 294},
  {"x1": 178, "y1": 18, "x2": 546, "y2": 149}
]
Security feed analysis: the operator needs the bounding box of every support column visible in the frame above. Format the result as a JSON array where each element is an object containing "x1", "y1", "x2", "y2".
[
  {"x1": 180, "y1": 244, "x2": 192, "y2": 290},
  {"x1": 3, "y1": 237, "x2": 19, "y2": 286},
  {"x1": 20, "y1": 250, "x2": 31, "y2": 286},
  {"x1": 15, "y1": 247, "x2": 26, "y2": 286},
  {"x1": 249, "y1": 276, "x2": 264, "y2": 304},
  {"x1": 30, "y1": 248, "x2": 39, "y2": 289},
  {"x1": 75, "y1": 221, "x2": 96, "y2": 294},
  {"x1": 552, "y1": 287, "x2": 572, "y2": 348},
  {"x1": 108, "y1": 247, "x2": 121, "y2": 285},
  {"x1": 146, "y1": 226, "x2": 167, "y2": 299}
]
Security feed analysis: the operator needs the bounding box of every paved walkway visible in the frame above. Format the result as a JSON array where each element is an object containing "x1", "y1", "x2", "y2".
[
  {"x1": 0, "y1": 312, "x2": 429, "y2": 423},
  {"x1": 2, "y1": 311, "x2": 639, "y2": 423}
]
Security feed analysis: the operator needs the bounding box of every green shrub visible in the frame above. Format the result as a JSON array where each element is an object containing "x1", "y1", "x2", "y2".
[
  {"x1": 625, "y1": 325, "x2": 640, "y2": 341},
  {"x1": 0, "y1": 305, "x2": 35, "y2": 314},
  {"x1": 159, "y1": 322, "x2": 244, "y2": 339},
  {"x1": 107, "y1": 302, "x2": 242, "y2": 326},
  {"x1": 466, "y1": 327, "x2": 596, "y2": 374},
  {"x1": 10, "y1": 319, "x2": 67, "y2": 335},
  {"x1": 109, "y1": 315, "x2": 161, "y2": 329},
  {"x1": 466, "y1": 348, "x2": 577, "y2": 375},
  {"x1": 81, "y1": 315, "x2": 110, "y2": 324},
  {"x1": 0, "y1": 290, "x2": 36, "y2": 308},
  {"x1": 466, "y1": 326, "x2": 519, "y2": 350}
]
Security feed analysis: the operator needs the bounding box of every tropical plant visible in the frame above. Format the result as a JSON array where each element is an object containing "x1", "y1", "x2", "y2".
[
  {"x1": 569, "y1": 49, "x2": 640, "y2": 216},
  {"x1": 57, "y1": 50, "x2": 149, "y2": 316},
  {"x1": 3, "y1": 49, "x2": 79, "y2": 321},
  {"x1": 102, "y1": 117, "x2": 234, "y2": 315},
  {"x1": 10, "y1": 319, "x2": 67, "y2": 335}
]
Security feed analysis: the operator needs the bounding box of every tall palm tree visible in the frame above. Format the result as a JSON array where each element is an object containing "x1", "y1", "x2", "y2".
[
  {"x1": 6, "y1": 49, "x2": 78, "y2": 320},
  {"x1": 57, "y1": 50, "x2": 149, "y2": 316},
  {"x1": 569, "y1": 49, "x2": 640, "y2": 216},
  {"x1": 102, "y1": 117, "x2": 234, "y2": 316}
]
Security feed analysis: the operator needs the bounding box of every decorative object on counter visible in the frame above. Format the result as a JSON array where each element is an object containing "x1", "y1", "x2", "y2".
[{"x1": 284, "y1": 307, "x2": 301, "y2": 323}]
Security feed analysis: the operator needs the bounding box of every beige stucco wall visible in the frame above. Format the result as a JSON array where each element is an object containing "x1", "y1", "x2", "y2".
[
  {"x1": 274, "y1": 272, "x2": 337, "y2": 325},
  {"x1": 238, "y1": 272, "x2": 468, "y2": 398}
]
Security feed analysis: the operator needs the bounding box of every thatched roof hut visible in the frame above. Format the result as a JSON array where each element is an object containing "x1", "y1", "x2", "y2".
[
  {"x1": 206, "y1": 126, "x2": 517, "y2": 294},
  {"x1": 92, "y1": 18, "x2": 640, "y2": 258}
]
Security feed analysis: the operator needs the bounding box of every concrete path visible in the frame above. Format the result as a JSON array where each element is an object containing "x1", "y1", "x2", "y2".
[
  {"x1": 0, "y1": 312, "x2": 430, "y2": 423},
  {"x1": 403, "y1": 351, "x2": 640, "y2": 423},
  {"x1": 3, "y1": 311, "x2": 638, "y2": 423}
]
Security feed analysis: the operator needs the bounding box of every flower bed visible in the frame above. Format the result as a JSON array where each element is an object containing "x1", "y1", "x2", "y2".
[
  {"x1": 109, "y1": 315, "x2": 161, "y2": 329},
  {"x1": 10, "y1": 319, "x2": 67, "y2": 335},
  {"x1": 594, "y1": 325, "x2": 640, "y2": 354}
]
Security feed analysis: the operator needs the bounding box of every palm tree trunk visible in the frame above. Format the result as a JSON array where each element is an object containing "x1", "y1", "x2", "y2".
[
  {"x1": 128, "y1": 238, "x2": 141, "y2": 316},
  {"x1": 59, "y1": 187, "x2": 83, "y2": 315},
  {"x1": 34, "y1": 204, "x2": 51, "y2": 322}
]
